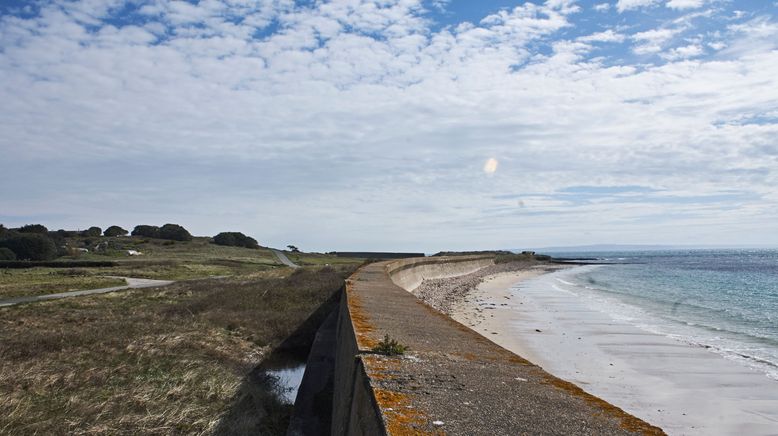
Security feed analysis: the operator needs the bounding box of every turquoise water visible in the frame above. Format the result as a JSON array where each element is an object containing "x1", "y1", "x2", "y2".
[{"x1": 547, "y1": 249, "x2": 778, "y2": 380}]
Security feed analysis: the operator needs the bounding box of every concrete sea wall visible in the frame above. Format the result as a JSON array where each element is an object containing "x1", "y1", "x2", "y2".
[
  {"x1": 386, "y1": 255, "x2": 494, "y2": 292},
  {"x1": 292, "y1": 256, "x2": 663, "y2": 435}
]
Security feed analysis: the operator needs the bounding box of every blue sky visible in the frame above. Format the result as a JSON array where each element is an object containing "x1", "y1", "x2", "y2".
[{"x1": 1, "y1": 0, "x2": 777, "y2": 251}]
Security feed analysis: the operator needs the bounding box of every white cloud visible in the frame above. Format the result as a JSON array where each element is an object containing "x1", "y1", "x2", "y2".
[
  {"x1": 665, "y1": 0, "x2": 706, "y2": 10},
  {"x1": 660, "y1": 43, "x2": 704, "y2": 59},
  {"x1": 724, "y1": 16, "x2": 778, "y2": 56},
  {"x1": 594, "y1": 3, "x2": 612, "y2": 12},
  {"x1": 630, "y1": 26, "x2": 681, "y2": 53},
  {"x1": 616, "y1": 0, "x2": 660, "y2": 13},
  {"x1": 578, "y1": 29, "x2": 626, "y2": 43},
  {"x1": 430, "y1": 0, "x2": 450, "y2": 12}
]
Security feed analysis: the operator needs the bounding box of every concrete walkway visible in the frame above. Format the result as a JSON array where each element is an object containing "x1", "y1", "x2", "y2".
[
  {"x1": 0, "y1": 277, "x2": 174, "y2": 308},
  {"x1": 272, "y1": 249, "x2": 300, "y2": 268}
]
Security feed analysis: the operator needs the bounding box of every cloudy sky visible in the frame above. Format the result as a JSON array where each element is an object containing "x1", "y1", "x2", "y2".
[{"x1": 1, "y1": 0, "x2": 777, "y2": 252}]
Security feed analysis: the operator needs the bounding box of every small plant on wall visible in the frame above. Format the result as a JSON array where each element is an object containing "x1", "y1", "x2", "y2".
[{"x1": 372, "y1": 334, "x2": 407, "y2": 356}]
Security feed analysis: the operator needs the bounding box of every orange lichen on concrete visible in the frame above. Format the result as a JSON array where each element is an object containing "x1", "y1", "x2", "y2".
[
  {"x1": 346, "y1": 278, "x2": 379, "y2": 349},
  {"x1": 541, "y1": 374, "x2": 665, "y2": 436},
  {"x1": 362, "y1": 354, "x2": 403, "y2": 381},
  {"x1": 372, "y1": 388, "x2": 443, "y2": 436}
]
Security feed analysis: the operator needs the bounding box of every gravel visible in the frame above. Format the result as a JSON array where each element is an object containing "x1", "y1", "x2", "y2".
[{"x1": 412, "y1": 261, "x2": 551, "y2": 314}]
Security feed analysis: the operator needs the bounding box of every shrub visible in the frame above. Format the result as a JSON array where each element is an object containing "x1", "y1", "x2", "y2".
[
  {"x1": 0, "y1": 224, "x2": 8, "y2": 238},
  {"x1": 81, "y1": 226, "x2": 102, "y2": 237},
  {"x1": 213, "y1": 232, "x2": 259, "y2": 249},
  {"x1": 132, "y1": 225, "x2": 161, "y2": 238},
  {"x1": 17, "y1": 224, "x2": 49, "y2": 234},
  {"x1": 371, "y1": 334, "x2": 407, "y2": 356},
  {"x1": 104, "y1": 225, "x2": 128, "y2": 237},
  {"x1": 0, "y1": 247, "x2": 16, "y2": 260},
  {"x1": 0, "y1": 233, "x2": 58, "y2": 261},
  {"x1": 159, "y1": 224, "x2": 192, "y2": 241}
]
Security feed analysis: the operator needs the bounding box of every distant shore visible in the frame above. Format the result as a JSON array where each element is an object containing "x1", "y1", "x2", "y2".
[{"x1": 445, "y1": 266, "x2": 778, "y2": 436}]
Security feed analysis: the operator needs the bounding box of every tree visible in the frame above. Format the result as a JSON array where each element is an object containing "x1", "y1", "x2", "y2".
[
  {"x1": 287, "y1": 245, "x2": 300, "y2": 253},
  {"x1": 159, "y1": 224, "x2": 192, "y2": 241},
  {"x1": 0, "y1": 233, "x2": 57, "y2": 261},
  {"x1": 104, "y1": 225, "x2": 128, "y2": 237},
  {"x1": 81, "y1": 226, "x2": 102, "y2": 237},
  {"x1": 132, "y1": 225, "x2": 161, "y2": 238},
  {"x1": 47, "y1": 231, "x2": 68, "y2": 257},
  {"x1": 0, "y1": 247, "x2": 16, "y2": 260},
  {"x1": 18, "y1": 224, "x2": 48, "y2": 234},
  {"x1": 213, "y1": 232, "x2": 236, "y2": 247},
  {"x1": 213, "y1": 232, "x2": 258, "y2": 249},
  {"x1": 0, "y1": 224, "x2": 7, "y2": 238}
]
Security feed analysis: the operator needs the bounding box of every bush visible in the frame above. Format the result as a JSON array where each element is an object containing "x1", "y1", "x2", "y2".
[
  {"x1": 372, "y1": 334, "x2": 407, "y2": 356},
  {"x1": 0, "y1": 224, "x2": 8, "y2": 238},
  {"x1": 0, "y1": 247, "x2": 16, "y2": 260},
  {"x1": 159, "y1": 224, "x2": 192, "y2": 241},
  {"x1": 132, "y1": 225, "x2": 161, "y2": 238},
  {"x1": 213, "y1": 232, "x2": 259, "y2": 249},
  {"x1": 17, "y1": 224, "x2": 49, "y2": 234},
  {"x1": 104, "y1": 225, "x2": 128, "y2": 237},
  {"x1": 81, "y1": 226, "x2": 102, "y2": 237},
  {"x1": 0, "y1": 233, "x2": 58, "y2": 261}
]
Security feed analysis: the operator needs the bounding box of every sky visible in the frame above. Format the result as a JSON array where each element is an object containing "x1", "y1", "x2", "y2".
[{"x1": 1, "y1": 0, "x2": 777, "y2": 252}]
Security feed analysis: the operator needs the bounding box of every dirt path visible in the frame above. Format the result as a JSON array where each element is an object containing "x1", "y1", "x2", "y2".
[{"x1": 0, "y1": 277, "x2": 174, "y2": 308}]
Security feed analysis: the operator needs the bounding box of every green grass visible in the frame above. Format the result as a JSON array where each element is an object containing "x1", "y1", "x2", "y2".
[
  {"x1": 285, "y1": 251, "x2": 365, "y2": 267},
  {"x1": 17, "y1": 236, "x2": 285, "y2": 282},
  {"x1": 0, "y1": 269, "x2": 127, "y2": 299},
  {"x1": 0, "y1": 265, "x2": 358, "y2": 435}
]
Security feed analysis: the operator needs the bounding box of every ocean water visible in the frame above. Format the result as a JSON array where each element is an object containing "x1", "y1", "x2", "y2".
[{"x1": 545, "y1": 249, "x2": 778, "y2": 380}]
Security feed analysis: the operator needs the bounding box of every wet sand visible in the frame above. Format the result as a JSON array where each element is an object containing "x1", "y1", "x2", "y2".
[{"x1": 450, "y1": 267, "x2": 778, "y2": 436}]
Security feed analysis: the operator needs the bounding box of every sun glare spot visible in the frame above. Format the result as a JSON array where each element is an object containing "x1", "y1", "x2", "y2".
[{"x1": 483, "y1": 158, "x2": 498, "y2": 174}]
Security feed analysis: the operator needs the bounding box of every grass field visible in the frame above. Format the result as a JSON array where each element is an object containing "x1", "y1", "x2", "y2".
[
  {"x1": 0, "y1": 264, "x2": 358, "y2": 435},
  {"x1": 0, "y1": 237, "x2": 363, "y2": 299},
  {"x1": 59, "y1": 236, "x2": 281, "y2": 280},
  {"x1": 285, "y1": 251, "x2": 367, "y2": 266},
  {"x1": 0, "y1": 269, "x2": 127, "y2": 299}
]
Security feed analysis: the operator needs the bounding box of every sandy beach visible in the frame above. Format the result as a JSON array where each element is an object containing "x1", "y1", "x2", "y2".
[{"x1": 447, "y1": 266, "x2": 778, "y2": 436}]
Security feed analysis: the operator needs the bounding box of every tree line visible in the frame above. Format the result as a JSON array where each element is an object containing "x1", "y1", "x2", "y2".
[{"x1": 0, "y1": 223, "x2": 262, "y2": 260}]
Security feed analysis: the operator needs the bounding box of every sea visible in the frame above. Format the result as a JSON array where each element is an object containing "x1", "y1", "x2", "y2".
[{"x1": 543, "y1": 249, "x2": 778, "y2": 380}]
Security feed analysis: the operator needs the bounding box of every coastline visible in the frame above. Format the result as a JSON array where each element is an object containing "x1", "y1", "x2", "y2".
[{"x1": 448, "y1": 266, "x2": 778, "y2": 436}]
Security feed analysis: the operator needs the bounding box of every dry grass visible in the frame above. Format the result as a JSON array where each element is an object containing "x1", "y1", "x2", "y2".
[{"x1": 0, "y1": 265, "x2": 357, "y2": 435}]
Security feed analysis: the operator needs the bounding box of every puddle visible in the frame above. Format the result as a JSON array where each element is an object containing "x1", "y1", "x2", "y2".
[
  {"x1": 265, "y1": 363, "x2": 306, "y2": 404},
  {"x1": 259, "y1": 351, "x2": 307, "y2": 405}
]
